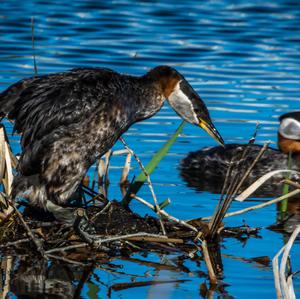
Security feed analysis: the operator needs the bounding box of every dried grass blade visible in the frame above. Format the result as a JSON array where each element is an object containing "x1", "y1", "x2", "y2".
[
  {"x1": 200, "y1": 188, "x2": 300, "y2": 221},
  {"x1": 235, "y1": 169, "x2": 300, "y2": 202},
  {"x1": 4, "y1": 141, "x2": 13, "y2": 195},
  {"x1": 273, "y1": 244, "x2": 285, "y2": 299},
  {"x1": 0, "y1": 127, "x2": 6, "y2": 180},
  {"x1": 120, "y1": 153, "x2": 131, "y2": 185},
  {"x1": 279, "y1": 225, "x2": 300, "y2": 299}
]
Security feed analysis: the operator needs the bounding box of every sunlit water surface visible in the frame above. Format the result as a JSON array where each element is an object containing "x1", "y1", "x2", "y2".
[{"x1": 0, "y1": 0, "x2": 300, "y2": 298}]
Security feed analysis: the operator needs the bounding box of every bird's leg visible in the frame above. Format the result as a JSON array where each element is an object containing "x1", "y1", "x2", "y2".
[
  {"x1": 45, "y1": 201, "x2": 76, "y2": 225},
  {"x1": 45, "y1": 201, "x2": 96, "y2": 244},
  {"x1": 73, "y1": 208, "x2": 98, "y2": 245}
]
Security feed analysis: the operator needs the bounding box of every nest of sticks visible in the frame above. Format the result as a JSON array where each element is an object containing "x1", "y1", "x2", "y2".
[{"x1": 0, "y1": 124, "x2": 299, "y2": 291}]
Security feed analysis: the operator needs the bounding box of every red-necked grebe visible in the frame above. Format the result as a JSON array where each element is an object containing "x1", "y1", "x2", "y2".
[
  {"x1": 0, "y1": 66, "x2": 224, "y2": 227},
  {"x1": 180, "y1": 111, "x2": 300, "y2": 197}
]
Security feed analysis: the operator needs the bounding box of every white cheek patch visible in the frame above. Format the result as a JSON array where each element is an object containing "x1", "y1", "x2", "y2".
[
  {"x1": 168, "y1": 82, "x2": 198, "y2": 124},
  {"x1": 279, "y1": 117, "x2": 300, "y2": 140}
]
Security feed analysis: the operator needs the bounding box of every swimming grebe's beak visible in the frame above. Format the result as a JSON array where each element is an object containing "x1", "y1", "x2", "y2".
[{"x1": 198, "y1": 118, "x2": 225, "y2": 147}]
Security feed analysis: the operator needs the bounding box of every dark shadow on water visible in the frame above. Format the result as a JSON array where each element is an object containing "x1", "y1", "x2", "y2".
[
  {"x1": 4, "y1": 257, "x2": 80, "y2": 298},
  {"x1": 0, "y1": 249, "x2": 236, "y2": 298}
]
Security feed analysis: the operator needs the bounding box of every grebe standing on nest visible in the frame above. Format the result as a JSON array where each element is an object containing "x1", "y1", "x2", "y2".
[
  {"x1": 0, "y1": 65, "x2": 224, "y2": 230},
  {"x1": 180, "y1": 111, "x2": 300, "y2": 196}
]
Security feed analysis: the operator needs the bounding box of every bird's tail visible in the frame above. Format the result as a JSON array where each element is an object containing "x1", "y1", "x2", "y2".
[
  {"x1": 0, "y1": 77, "x2": 36, "y2": 119},
  {"x1": 0, "y1": 81, "x2": 20, "y2": 118},
  {"x1": 11, "y1": 175, "x2": 48, "y2": 210}
]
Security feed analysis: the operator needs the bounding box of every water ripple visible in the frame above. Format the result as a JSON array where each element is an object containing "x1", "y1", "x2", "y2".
[{"x1": 0, "y1": 1, "x2": 300, "y2": 298}]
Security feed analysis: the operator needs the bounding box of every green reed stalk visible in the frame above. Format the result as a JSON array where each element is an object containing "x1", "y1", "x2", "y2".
[
  {"x1": 280, "y1": 152, "x2": 292, "y2": 216},
  {"x1": 122, "y1": 121, "x2": 186, "y2": 207}
]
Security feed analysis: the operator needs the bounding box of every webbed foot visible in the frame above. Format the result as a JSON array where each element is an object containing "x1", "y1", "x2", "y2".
[{"x1": 45, "y1": 201, "x2": 97, "y2": 245}]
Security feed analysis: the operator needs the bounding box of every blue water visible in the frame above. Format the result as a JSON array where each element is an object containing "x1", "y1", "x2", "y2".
[{"x1": 1, "y1": 0, "x2": 300, "y2": 298}]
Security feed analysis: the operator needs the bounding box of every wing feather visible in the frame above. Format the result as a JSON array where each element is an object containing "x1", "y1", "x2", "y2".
[
  {"x1": 0, "y1": 68, "x2": 115, "y2": 148},
  {"x1": 0, "y1": 67, "x2": 119, "y2": 175}
]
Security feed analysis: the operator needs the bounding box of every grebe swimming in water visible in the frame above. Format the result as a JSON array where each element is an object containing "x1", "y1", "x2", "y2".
[
  {"x1": 180, "y1": 111, "x2": 300, "y2": 196},
  {"x1": 0, "y1": 66, "x2": 223, "y2": 228}
]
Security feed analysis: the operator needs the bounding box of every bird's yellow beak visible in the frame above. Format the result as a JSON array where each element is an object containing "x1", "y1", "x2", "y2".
[{"x1": 199, "y1": 118, "x2": 225, "y2": 147}]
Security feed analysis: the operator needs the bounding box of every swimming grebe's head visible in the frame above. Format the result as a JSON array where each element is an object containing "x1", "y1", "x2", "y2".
[
  {"x1": 278, "y1": 111, "x2": 300, "y2": 154},
  {"x1": 147, "y1": 65, "x2": 224, "y2": 146}
]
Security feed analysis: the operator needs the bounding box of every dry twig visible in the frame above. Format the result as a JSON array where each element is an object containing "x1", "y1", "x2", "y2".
[
  {"x1": 46, "y1": 253, "x2": 86, "y2": 266},
  {"x1": 45, "y1": 232, "x2": 172, "y2": 254},
  {"x1": 119, "y1": 137, "x2": 166, "y2": 235},
  {"x1": 133, "y1": 195, "x2": 198, "y2": 233},
  {"x1": 202, "y1": 240, "x2": 217, "y2": 285},
  {"x1": 9, "y1": 200, "x2": 46, "y2": 258},
  {"x1": 0, "y1": 238, "x2": 31, "y2": 249}
]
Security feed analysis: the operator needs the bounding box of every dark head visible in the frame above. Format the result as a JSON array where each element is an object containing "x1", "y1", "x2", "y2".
[
  {"x1": 278, "y1": 111, "x2": 300, "y2": 154},
  {"x1": 147, "y1": 66, "x2": 224, "y2": 146}
]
